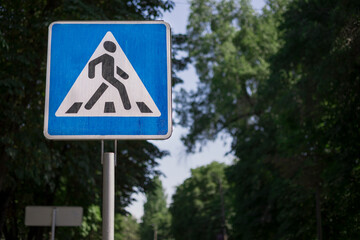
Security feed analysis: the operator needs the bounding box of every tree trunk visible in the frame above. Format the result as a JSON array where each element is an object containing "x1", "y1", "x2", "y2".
[
  {"x1": 218, "y1": 178, "x2": 228, "y2": 240},
  {"x1": 316, "y1": 187, "x2": 322, "y2": 240},
  {"x1": 0, "y1": 189, "x2": 12, "y2": 239},
  {"x1": 0, "y1": 150, "x2": 10, "y2": 239},
  {"x1": 153, "y1": 224, "x2": 157, "y2": 240}
]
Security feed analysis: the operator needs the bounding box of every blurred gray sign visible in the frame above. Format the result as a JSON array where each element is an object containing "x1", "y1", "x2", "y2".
[{"x1": 25, "y1": 206, "x2": 83, "y2": 226}]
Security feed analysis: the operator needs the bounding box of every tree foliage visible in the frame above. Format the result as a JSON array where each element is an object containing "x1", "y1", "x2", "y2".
[
  {"x1": 0, "y1": 0, "x2": 177, "y2": 239},
  {"x1": 180, "y1": 0, "x2": 360, "y2": 239},
  {"x1": 116, "y1": 214, "x2": 140, "y2": 240},
  {"x1": 170, "y1": 162, "x2": 231, "y2": 240},
  {"x1": 176, "y1": 0, "x2": 287, "y2": 152},
  {"x1": 140, "y1": 176, "x2": 172, "y2": 240},
  {"x1": 260, "y1": 0, "x2": 360, "y2": 238}
]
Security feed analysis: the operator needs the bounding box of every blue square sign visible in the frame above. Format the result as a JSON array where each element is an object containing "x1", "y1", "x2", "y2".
[{"x1": 44, "y1": 21, "x2": 172, "y2": 140}]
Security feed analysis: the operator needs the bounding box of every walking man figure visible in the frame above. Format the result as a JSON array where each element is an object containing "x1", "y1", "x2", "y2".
[{"x1": 85, "y1": 41, "x2": 131, "y2": 110}]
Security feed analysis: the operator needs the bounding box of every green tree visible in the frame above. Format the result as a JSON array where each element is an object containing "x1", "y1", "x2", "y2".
[
  {"x1": 177, "y1": 1, "x2": 290, "y2": 238},
  {"x1": 170, "y1": 162, "x2": 231, "y2": 240},
  {"x1": 140, "y1": 176, "x2": 172, "y2": 240},
  {"x1": 261, "y1": 0, "x2": 360, "y2": 238},
  {"x1": 80, "y1": 205, "x2": 102, "y2": 239},
  {"x1": 0, "y1": 0, "x2": 178, "y2": 239},
  {"x1": 176, "y1": 0, "x2": 287, "y2": 152},
  {"x1": 116, "y1": 214, "x2": 140, "y2": 240},
  {"x1": 180, "y1": 0, "x2": 360, "y2": 239}
]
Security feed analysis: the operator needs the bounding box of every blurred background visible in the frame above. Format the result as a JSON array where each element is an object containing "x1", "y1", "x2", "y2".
[{"x1": 0, "y1": 0, "x2": 359, "y2": 239}]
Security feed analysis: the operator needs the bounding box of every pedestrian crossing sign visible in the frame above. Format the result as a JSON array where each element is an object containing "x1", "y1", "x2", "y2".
[{"x1": 44, "y1": 21, "x2": 172, "y2": 140}]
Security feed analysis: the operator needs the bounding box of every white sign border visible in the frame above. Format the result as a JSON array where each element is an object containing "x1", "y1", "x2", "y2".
[{"x1": 44, "y1": 21, "x2": 172, "y2": 140}]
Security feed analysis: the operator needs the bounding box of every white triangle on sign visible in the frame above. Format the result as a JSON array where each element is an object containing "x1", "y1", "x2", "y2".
[{"x1": 55, "y1": 31, "x2": 161, "y2": 117}]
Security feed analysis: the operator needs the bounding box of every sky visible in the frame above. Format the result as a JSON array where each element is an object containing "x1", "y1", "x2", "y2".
[{"x1": 126, "y1": 0, "x2": 266, "y2": 220}]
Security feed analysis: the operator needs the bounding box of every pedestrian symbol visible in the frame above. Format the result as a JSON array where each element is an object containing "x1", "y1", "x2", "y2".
[{"x1": 56, "y1": 31, "x2": 161, "y2": 117}]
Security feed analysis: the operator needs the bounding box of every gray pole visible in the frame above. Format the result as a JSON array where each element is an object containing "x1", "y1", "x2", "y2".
[
  {"x1": 103, "y1": 152, "x2": 115, "y2": 240},
  {"x1": 51, "y1": 208, "x2": 56, "y2": 240}
]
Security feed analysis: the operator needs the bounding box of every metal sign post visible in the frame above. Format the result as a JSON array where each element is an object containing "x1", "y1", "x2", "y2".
[
  {"x1": 101, "y1": 140, "x2": 117, "y2": 240},
  {"x1": 51, "y1": 208, "x2": 56, "y2": 240},
  {"x1": 102, "y1": 151, "x2": 115, "y2": 240}
]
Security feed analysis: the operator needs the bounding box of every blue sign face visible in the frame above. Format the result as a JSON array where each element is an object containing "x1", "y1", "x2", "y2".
[{"x1": 44, "y1": 21, "x2": 172, "y2": 140}]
